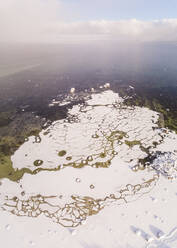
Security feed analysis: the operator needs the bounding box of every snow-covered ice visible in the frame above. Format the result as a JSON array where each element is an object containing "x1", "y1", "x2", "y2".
[{"x1": 0, "y1": 88, "x2": 177, "y2": 248}]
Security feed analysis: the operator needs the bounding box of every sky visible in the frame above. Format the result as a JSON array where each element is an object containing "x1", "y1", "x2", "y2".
[
  {"x1": 1, "y1": 0, "x2": 177, "y2": 43},
  {"x1": 62, "y1": 0, "x2": 177, "y2": 21}
]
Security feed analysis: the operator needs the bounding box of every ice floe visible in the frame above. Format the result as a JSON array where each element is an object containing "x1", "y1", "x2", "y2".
[{"x1": 0, "y1": 87, "x2": 177, "y2": 248}]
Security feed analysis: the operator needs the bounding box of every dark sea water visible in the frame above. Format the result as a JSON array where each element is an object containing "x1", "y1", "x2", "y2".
[{"x1": 0, "y1": 41, "x2": 177, "y2": 129}]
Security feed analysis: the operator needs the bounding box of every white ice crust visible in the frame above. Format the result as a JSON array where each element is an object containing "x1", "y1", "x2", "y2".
[{"x1": 0, "y1": 89, "x2": 177, "y2": 248}]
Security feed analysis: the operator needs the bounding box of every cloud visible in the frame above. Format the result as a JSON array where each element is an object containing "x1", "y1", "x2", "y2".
[
  {"x1": 1, "y1": 0, "x2": 177, "y2": 43},
  {"x1": 51, "y1": 19, "x2": 177, "y2": 43},
  {"x1": 0, "y1": 0, "x2": 63, "y2": 43}
]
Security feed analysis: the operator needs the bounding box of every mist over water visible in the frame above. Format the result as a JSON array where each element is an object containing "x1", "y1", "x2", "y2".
[{"x1": 0, "y1": 41, "x2": 177, "y2": 88}]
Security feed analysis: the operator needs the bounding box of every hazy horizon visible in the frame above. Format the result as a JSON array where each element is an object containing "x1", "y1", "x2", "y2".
[
  {"x1": 1, "y1": 0, "x2": 177, "y2": 44},
  {"x1": 0, "y1": 41, "x2": 177, "y2": 89}
]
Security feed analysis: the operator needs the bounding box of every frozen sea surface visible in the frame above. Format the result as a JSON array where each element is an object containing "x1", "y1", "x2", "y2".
[{"x1": 0, "y1": 87, "x2": 177, "y2": 248}]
